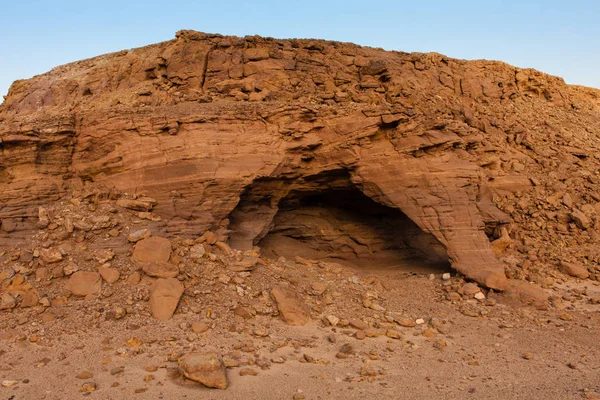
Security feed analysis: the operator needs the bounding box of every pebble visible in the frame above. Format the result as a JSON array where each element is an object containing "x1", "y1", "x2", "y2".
[
  {"x1": 239, "y1": 368, "x2": 258, "y2": 376},
  {"x1": 76, "y1": 371, "x2": 93, "y2": 379},
  {"x1": 79, "y1": 382, "x2": 96, "y2": 392}
]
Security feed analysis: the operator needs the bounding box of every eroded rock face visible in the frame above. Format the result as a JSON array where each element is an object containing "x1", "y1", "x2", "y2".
[{"x1": 2, "y1": 30, "x2": 600, "y2": 288}]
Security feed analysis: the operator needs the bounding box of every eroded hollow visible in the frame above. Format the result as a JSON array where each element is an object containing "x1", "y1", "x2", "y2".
[{"x1": 228, "y1": 170, "x2": 451, "y2": 273}]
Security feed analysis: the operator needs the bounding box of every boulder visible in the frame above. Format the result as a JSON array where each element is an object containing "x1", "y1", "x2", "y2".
[{"x1": 178, "y1": 353, "x2": 228, "y2": 389}]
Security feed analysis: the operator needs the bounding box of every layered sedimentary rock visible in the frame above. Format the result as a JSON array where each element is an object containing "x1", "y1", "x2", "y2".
[{"x1": 2, "y1": 30, "x2": 600, "y2": 289}]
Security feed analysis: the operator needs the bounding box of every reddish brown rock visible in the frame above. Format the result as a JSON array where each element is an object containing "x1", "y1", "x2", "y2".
[
  {"x1": 98, "y1": 267, "x2": 120, "y2": 284},
  {"x1": 149, "y1": 278, "x2": 184, "y2": 320},
  {"x1": 559, "y1": 261, "x2": 590, "y2": 279},
  {"x1": 132, "y1": 237, "x2": 172, "y2": 264},
  {"x1": 270, "y1": 285, "x2": 311, "y2": 326},
  {"x1": 66, "y1": 271, "x2": 102, "y2": 296},
  {"x1": 141, "y1": 262, "x2": 179, "y2": 279},
  {"x1": 178, "y1": 352, "x2": 228, "y2": 389},
  {"x1": 2, "y1": 30, "x2": 600, "y2": 291}
]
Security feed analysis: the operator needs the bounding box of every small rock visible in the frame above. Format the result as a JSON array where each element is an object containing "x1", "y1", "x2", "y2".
[
  {"x1": 191, "y1": 321, "x2": 209, "y2": 333},
  {"x1": 326, "y1": 315, "x2": 340, "y2": 326},
  {"x1": 442, "y1": 273, "x2": 451, "y2": 281},
  {"x1": 40, "y1": 249, "x2": 63, "y2": 264},
  {"x1": 79, "y1": 382, "x2": 96, "y2": 392},
  {"x1": 386, "y1": 329, "x2": 402, "y2": 339},
  {"x1": 397, "y1": 318, "x2": 416, "y2": 327},
  {"x1": 98, "y1": 267, "x2": 120, "y2": 284},
  {"x1": 239, "y1": 368, "x2": 258, "y2": 376},
  {"x1": 111, "y1": 306, "x2": 127, "y2": 320},
  {"x1": 190, "y1": 244, "x2": 206, "y2": 260},
  {"x1": 128, "y1": 229, "x2": 151, "y2": 243},
  {"x1": 76, "y1": 371, "x2": 93, "y2": 379},
  {"x1": 178, "y1": 353, "x2": 228, "y2": 390},
  {"x1": 349, "y1": 319, "x2": 368, "y2": 330}
]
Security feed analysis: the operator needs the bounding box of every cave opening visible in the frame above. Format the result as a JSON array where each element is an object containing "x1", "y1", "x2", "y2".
[{"x1": 227, "y1": 170, "x2": 451, "y2": 273}]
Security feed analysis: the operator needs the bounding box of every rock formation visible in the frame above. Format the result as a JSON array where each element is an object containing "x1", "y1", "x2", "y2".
[{"x1": 2, "y1": 30, "x2": 600, "y2": 290}]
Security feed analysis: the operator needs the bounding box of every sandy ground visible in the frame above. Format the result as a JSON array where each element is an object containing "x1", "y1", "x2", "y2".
[{"x1": 2, "y1": 270, "x2": 600, "y2": 400}]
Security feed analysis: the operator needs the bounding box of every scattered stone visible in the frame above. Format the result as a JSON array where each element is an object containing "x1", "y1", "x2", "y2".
[
  {"x1": 239, "y1": 368, "x2": 258, "y2": 376},
  {"x1": 326, "y1": 315, "x2": 340, "y2": 326},
  {"x1": 149, "y1": 278, "x2": 184, "y2": 320},
  {"x1": 66, "y1": 271, "x2": 102, "y2": 296},
  {"x1": 178, "y1": 353, "x2": 228, "y2": 389},
  {"x1": 40, "y1": 248, "x2": 63, "y2": 264},
  {"x1": 397, "y1": 318, "x2": 416, "y2": 327},
  {"x1": 386, "y1": 329, "x2": 402, "y2": 339},
  {"x1": 127, "y1": 272, "x2": 141, "y2": 285},
  {"x1": 1, "y1": 293, "x2": 16, "y2": 310},
  {"x1": 190, "y1": 244, "x2": 206, "y2": 260},
  {"x1": 571, "y1": 210, "x2": 590, "y2": 230},
  {"x1": 349, "y1": 319, "x2": 368, "y2": 330},
  {"x1": 461, "y1": 283, "x2": 480, "y2": 296},
  {"x1": 111, "y1": 306, "x2": 127, "y2": 320},
  {"x1": 79, "y1": 382, "x2": 96, "y2": 392},
  {"x1": 522, "y1": 352, "x2": 534, "y2": 360},
  {"x1": 117, "y1": 198, "x2": 157, "y2": 212},
  {"x1": 559, "y1": 261, "x2": 590, "y2": 279},
  {"x1": 141, "y1": 262, "x2": 179, "y2": 279},
  {"x1": 191, "y1": 321, "x2": 210, "y2": 333},
  {"x1": 128, "y1": 229, "x2": 151, "y2": 243},
  {"x1": 76, "y1": 371, "x2": 93, "y2": 379},
  {"x1": 442, "y1": 273, "x2": 451, "y2": 281},
  {"x1": 98, "y1": 266, "x2": 120, "y2": 284},
  {"x1": 132, "y1": 236, "x2": 172, "y2": 264},
  {"x1": 270, "y1": 286, "x2": 311, "y2": 326}
]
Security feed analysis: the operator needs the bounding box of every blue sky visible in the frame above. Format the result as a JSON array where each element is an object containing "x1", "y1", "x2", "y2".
[{"x1": 1, "y1": 0, "x2": 599, "y2": 100}]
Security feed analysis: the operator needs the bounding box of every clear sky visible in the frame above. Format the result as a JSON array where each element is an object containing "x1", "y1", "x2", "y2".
[{"x1": 1, "y1": 0, "x2": 599, "y2": 101}]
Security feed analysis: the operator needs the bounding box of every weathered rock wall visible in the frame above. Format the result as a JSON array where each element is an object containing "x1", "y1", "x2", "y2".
[{"x1": 2, "y1": 30, "x2": 600, "y2": 289}]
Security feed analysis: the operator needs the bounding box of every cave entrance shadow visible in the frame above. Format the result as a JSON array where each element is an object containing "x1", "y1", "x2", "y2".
[{"x1": 228, "y1": 170, "x2": 451, "y2": 275}]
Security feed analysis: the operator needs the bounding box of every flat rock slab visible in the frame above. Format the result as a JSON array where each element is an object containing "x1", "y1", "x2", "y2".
[
  {"x1": 178, "y1": 352, "x2": 228, "y2": 389},
  {"x1": 149, "y1": 278, "x2": 184, "y2": 320},
  {"x1": 141, "y1": 262, "x2": 179, "y2": 278},
  {"x1": 270, "y1": 285, "x2": 311, "y2": 326},
  {"x1": 560, "y1": 261, "x2": 589, "y2": 279},
  {"x1": 66, "y1": 271, "x2": 102, "y2": 296},
  {"x1": 132, "y1": 236, "x2": 172, "y2": 264}
]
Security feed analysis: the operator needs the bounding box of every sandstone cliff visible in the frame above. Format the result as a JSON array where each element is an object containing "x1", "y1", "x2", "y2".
[{"x1": 2, "y1": 30, "x2": 600, "y2": 290}]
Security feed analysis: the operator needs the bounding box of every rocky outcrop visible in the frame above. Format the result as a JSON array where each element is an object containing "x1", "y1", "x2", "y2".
[{"x1": 2, "y1": 30, "x2": 600, "y2": 289}]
